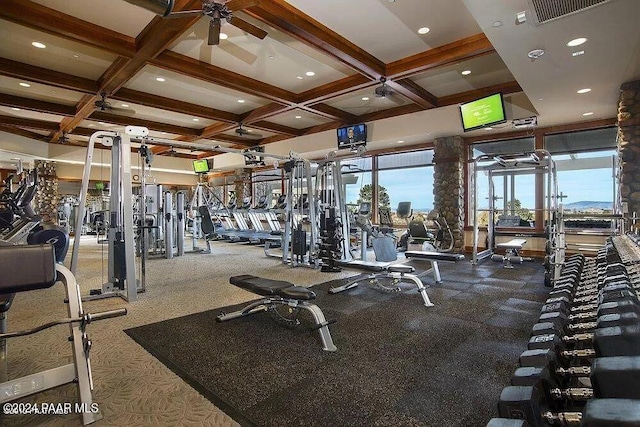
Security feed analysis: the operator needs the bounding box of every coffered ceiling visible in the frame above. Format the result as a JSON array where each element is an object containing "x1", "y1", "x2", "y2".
[{"x1": 0, "y1": 0, "x2": 638, "y2": 172}]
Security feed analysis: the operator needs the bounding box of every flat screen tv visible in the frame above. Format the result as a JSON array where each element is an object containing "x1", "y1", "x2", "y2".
[
  {"x1": 459, "y1": 93, "x2": 506, "y2": 132},
  {"x1": 337, "y1": 123, "x2": 367, "y2": 150},
  {"x1": 192, "y1": 159, "x2": 210, "y2": 174}
]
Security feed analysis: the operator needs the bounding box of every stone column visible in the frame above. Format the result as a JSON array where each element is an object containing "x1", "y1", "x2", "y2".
[
  {"x1": 618, "y1": 80, "x2": 640, "y2": 220},
  {"x1": 234, "y1": 168, "x2": 252, "y2": 205},
  {"x1": 433, "y1": 136, "x2": 465, "y2": 252},
  {"x1": 34, "y1": 160, "x2": 59, "y2": 224}
]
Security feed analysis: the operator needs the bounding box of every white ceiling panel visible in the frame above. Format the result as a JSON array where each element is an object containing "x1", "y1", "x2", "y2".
[
  {"x1": 124, "y1": 65, "x2": 269, "y2": 114},
  {"x1": 168, "y1": 14, "x2": 353, "y2": 92},
  {"x1": 268, "y1": 109, "x2": 333, "y2": 129},
  {"x1": 0, "y1": 76, "x2": 84, "y2": 105},
  {"x1": 0, "y1": 19, "x2": 118, "y2": 80},
  {"x1": 0, "y1": 105, "x2": 66, "y2": 124},
  {"x1": 284, "y1": 0, "x2": 482, "y2": 63},
  {"x1": 411, "y1": 52, "x2": 515, "y2": 97},
  {"x1": 93, "y1": 102, "x2": 217, "y2": 129}
]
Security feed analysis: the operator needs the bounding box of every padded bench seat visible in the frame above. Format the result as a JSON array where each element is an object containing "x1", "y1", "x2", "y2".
[
  {"x1": 230, "y1": 275, "x2": 316, "y2": 301},
  {"x1": 496, "y1": 239, "x2": 527, "y2": 250},
  {"x1": 405, "y1": 251, "x2": 465, "y2": 262},
  {"x1": 0, "y1": 244, "x2": 56, "y2": 294}
]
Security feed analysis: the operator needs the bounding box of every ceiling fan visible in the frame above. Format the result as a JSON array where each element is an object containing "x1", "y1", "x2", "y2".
[
  {"x1": 57, "y1": 132, "x2": 70, "y2": 144},
  {"x1": 235, "y1": 123, "x2": 262, "y2": 139},
  {"x1": 164, "y1": 0, "x2": 267, "y2": 45},
  {"x1": 94, "y1": 93, "x2": 136, "y2": 115}
]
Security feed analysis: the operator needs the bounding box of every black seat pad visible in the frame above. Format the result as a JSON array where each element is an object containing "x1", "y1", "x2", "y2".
[
  {"x1": 229, "y1": 275, "x2": 315, "y2": 300},
  {"x1": 405, "y1": 251, "x2": 465, "y2": 262},
  {"x1": 0, "y1": 244, "x2": 57, "y2": 294},
  {"x1": 387, "y1": 265, "x2": 415, "y2": 274}
]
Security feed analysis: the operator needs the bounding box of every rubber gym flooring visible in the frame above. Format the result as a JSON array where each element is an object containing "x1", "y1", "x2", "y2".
[{"x1": 125, "y1": 259, "x2": 548, "y2": 427}]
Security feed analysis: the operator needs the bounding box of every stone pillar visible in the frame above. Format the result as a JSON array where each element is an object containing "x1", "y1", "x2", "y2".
[
  {"x1": 234, "y1": 168, "x2": 252, "y2": 205},
  {"x1": 433, "y1": 136, "x2": 465, "y2": 252},
  {"x1": 618, "y1": 80, "x2": 640, "y2": 219},
  {"x1": 34, "y1": 160, "x2": 59, "y2": 224}
]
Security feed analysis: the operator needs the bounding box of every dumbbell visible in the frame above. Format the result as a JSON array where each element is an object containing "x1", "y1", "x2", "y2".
[
  {"x1": 499, "y1": 391, "x2": 640, "y2": 426},
  {"x1": 548, "y1": 281, "x2": 638, "y2": 309},
  {"x1": 512, "y1": 356, "x2": 640, "y2": 403}
]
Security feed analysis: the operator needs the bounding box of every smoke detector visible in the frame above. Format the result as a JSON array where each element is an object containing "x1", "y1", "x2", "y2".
[{"x1": 528, "y1": 49, "x2": 545, "y2": 61}]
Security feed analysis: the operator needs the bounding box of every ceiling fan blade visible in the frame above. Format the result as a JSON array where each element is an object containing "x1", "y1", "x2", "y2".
[
  {"x1": 226, "y1": 0, "x2": 261, "y2": 10},
  {"x1": 230, "y1": 17, "x2": 267, "y2": 39},
  {"x1": 209, "y1": 18, "x2": 221, "y2": 45},
  {"x1": 165, "y1": 10, "x2": 204, "y2": 18}
]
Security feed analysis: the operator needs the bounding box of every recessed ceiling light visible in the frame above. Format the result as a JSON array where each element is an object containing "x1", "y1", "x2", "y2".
[
  {"x1": 485, "y1": 127, "x2": 493, "y2": 130},
  {"x1": 32, "y1": 41, "x2": 46, "y2": 49},
  {"x1": 155, "y1": 77, "x2": 166, "y2": 82},
  {"x1": 121, "y1": 104, "x2": 129, "y2": 108},
  {"x1": 567, "y1": 37, "x2": 587, "y2": 47},
  {"x1": 11, "y1": 108, "x2": 20, "y2": 111},
  {"x1": 268, "y1": 55, "x2": 274, "y2": 60},
  {"x1": 397, "y1": 140, "x2": 404, "y2": 144},
  {"x1": 577, "y1": 88, "x2": 591, "y2": 94},
  {"x1": 305, "y1": 71, "x2": 315, "y2": 76},
  {"x1": 492, "y1": 21, "x2": 503, "y2": 27},
  {"x1": 99, "y1": 122, "x2": 107, "y2": 125},
  {"x1": 572, "y1": 50, "x2": 585, "y2": 57},
  {"x1": 219, "y1": 33, "x2": 228, "y2": 40},
  {"x1": 296, "y1": 76, "x2": 303, "y2": 80},
  {"x1": 537, "y1": 98, "x2": 544, "y2": 101},
  {"x1": 418, "y1": 27, "x2": 430, "y2": 35},
  {"x1": 73, "y1": 54, "x2": 80, "y2": 58},
  {"x1": 295, "y1": 115, "x2": 302, "y2": 119},
  {"x1": 583, "y1": 111, "x2": 594, "y2": 116},
  {"x1": 88, "y1": 124, "x2": 95, "y2": 127},
  {"x1": 461, "y1": 70, "x2": 471, "y2": 76},
  {"x1": 161, "y1": 132, "x2": 167, "y2": 135},
  {"x1": 362, "y1": 97, "x2": 370, "y2": 101},
  {"x1": 19, "y1": 82, "x2": 31, "y2": 87},
  {"x1": 192, "y1": 118, "x2": 200, "y2": 122},
  {"x1": 237, "y1": 99, "x2": 245, "y2": 103}
]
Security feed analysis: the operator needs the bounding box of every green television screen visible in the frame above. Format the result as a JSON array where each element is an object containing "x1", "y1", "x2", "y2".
[
  {"x1": 192, "y1": 159, "x2": 210, "y2": 174},
  {"x1": 459, "y1": 93, "x2": 506, "y2": 132}
]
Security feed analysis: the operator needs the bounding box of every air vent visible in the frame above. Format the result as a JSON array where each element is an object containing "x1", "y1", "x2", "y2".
[{"x1": 528, "y1": 0, "x2": 613, "y2": 24}]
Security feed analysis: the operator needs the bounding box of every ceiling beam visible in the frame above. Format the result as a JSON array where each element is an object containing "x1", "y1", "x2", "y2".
[
  {"x1": 0, "y1": 93, "x2": 75, "y2": 116},
  {"x1": 152, "y1": 51, "x2": 297, "y2": 104},
  {"x1": 89, "y1": 111, "x2": 202, "y2": 136},
  {"x1": 0, "y1": 57, "x2": 98, "y2": 94},
  {"x1": 240, "y1": 103, "x2": 293, "y2": 123},
  {"x1": 112, "y1": 88, "x2": 240, "y2": 123},
  {"x1": 304, "y1": 103, "x2": 358, "y2": 123},
  {"x1": 0, "y1": 114, "x2": 60, "y2": 132},
  {"x1": 438, "y1": 80, "x2": 522, "y2": 106},
  {"x1": 0, "y1": 0, "x2": 136, "y2": 57},
  {"x1": 386, "y1": 79, "x2": 438, "y2": 109},
  {"x1": 386, "y1": 33, "x2": 495, "y2": 80},
  {"x1": 246, "y1": 0, "x2": 385, "y2": 79}
]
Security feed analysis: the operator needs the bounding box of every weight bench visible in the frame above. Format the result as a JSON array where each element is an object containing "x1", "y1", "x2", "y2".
[
  {"x1": 329, "y1": 264, "x2": 436, "y2": 307},
  {"x1": 0, "y1": 244, "x2": 126, "y2": 425},
  {"x1": 491, "y1": 239, "x2": 531, "y2": 268},
  {"x1": 404, "y1": 251, "x2": 466, "y2": 283},
  {"x1": 217, "y1": 275, "x2": 337, "y2": 352}
]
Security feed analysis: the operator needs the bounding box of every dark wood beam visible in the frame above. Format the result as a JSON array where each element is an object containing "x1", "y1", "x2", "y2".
[
  {"x1": 303, "y1": 103, "x2": 358, "y2": 123},
  {"x1": 0, "y1": 114, "x2": 59, "y2": 131},
  {"x1": 0, "y1": 0, "x2": 136, "y2": 57},
  {"x1": 0, "y1": 125, "x2": 49, "y2": 142},
  {"x1": 53, "y1": 95, "x2": 98, "y2": 142},
  {"x1": 250, "y1": 121, "x2": 303, "y2": 136},
  {"x1": 386, "y1": 79, "x2": 438, "y2": 109},
  {"x1": 0, "y1": 93, "x2": 75, "y2": 116},
  {"x1": 297, "y1": 75, "x2": 373, "y2": 104},
  {"x1": 89, "y1": 111, "x2": 202, "y2": 136},
  {"x1": 240, "y1": 103, "x2": 292, "y2": 123},
  {"x1": 246, "y1": 0, "x2": 385, "y2": 79},
  {"x1": 152, "y1": 51, "x2": 297, "y2": 104},
  {"x1": 112, "y1": 88, "x2": 240, "y2": 123},
  {"x1": 438, "y1": 81, "x2": 522, "y2": 106},
  {"x1": 0, "y1": 57, "x2": 98, "y2": 94},
  {"x1": 386, "y1": 33, "x2": 495, "y2": 80}
]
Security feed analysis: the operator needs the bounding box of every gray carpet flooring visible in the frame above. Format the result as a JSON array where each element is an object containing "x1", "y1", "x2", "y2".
[{"x1": 125, "y1": 257, "x2": 549, "y2": 427}]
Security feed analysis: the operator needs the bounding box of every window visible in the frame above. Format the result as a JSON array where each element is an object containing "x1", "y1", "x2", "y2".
[{"x1": 341, "y1": 157, "x2": 372, "y2": 211}]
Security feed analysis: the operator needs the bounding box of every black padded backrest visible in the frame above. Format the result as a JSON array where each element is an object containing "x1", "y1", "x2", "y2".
[
  {"x1": 0, "y1": 244, "x2": 57, "y2": 294},
  {"x1": 396, "y1": 202, "x2": 412, "y2": 219},
  {"x1": 199, "y1": 206, "x2": 215, "y2": 235},
  {"x1": 409, "y1": 220, "x2": 430, "y2": 238},
  {"x1": 378, "y1": 207, "x2": 393, "y2": 227}
]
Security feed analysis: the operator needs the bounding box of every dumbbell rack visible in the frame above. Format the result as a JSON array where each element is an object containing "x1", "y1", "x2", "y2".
[{"x1": 489, "y1": 233, "x2": 640, "y2": 426}]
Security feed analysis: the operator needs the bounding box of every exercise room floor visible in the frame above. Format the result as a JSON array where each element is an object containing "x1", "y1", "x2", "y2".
[{"x1": 2, "y1": 238, "x2": 544, "y2": 426}]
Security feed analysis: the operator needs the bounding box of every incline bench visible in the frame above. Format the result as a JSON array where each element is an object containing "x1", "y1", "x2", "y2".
[
  {"x1": 491, "y1": 238, "x2": 532, "y2": 268},
  {"x1": 217, "y1": 275, "x2": 337, "y2": 352},
  {"x1": 404, "y1": 250, "x2": 466, "y2": 283}
]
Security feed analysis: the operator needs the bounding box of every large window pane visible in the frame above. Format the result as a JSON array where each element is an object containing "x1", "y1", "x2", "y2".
[{"x1": 378, "y1": 166, "x2": 434, "y2": 223}]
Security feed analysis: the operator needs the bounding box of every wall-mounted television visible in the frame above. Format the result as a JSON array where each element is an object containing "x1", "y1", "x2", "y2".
[
  {"x1": 192, "y1": 159, "x2": 210, "y2": 174},
  {"x1": 459, "y1": 93, "x2": 506, "y2": 132},
  {"x1": 337, "y1": 123, "x2": 367, "y2": 150}
]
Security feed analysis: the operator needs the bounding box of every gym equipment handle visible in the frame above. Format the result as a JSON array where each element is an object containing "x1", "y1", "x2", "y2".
[{"x1": 0, "y1": 308, "x2": 127, "y2": 339}]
